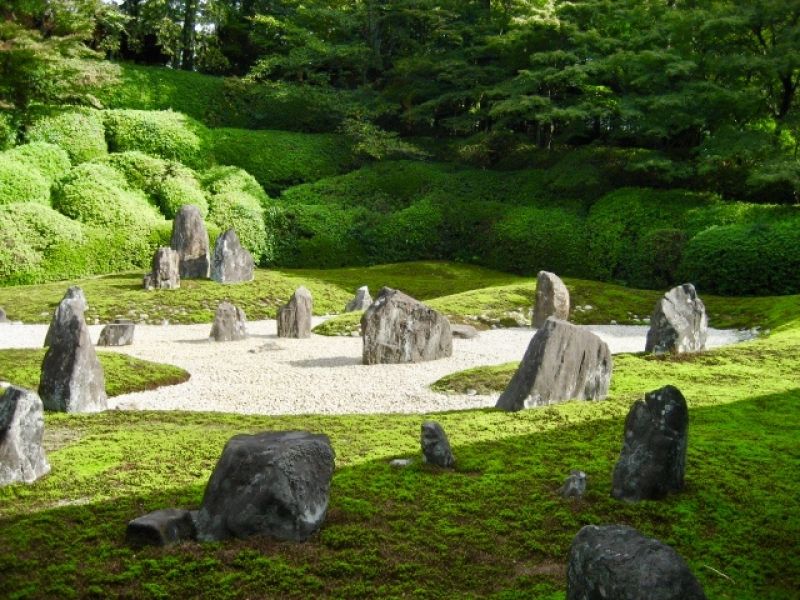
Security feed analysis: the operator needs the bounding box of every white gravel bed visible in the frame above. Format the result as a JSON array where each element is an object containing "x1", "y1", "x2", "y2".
[{"x1": 0, "y1": 319, "x2": 755, "y2": 415}]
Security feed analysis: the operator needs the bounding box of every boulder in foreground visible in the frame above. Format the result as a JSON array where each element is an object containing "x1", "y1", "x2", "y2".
[{"x1": 0, "y1": 386, "x2": 50, "y2": 486}]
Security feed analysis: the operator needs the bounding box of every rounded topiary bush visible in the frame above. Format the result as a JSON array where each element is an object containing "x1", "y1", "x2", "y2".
[
  {"x1": 104, "y1": 110, "x2": 212, "y2": 169},
  {"x1": 99, "y1": 151, "x2": 170, "y2": 191},
  {"x1": 201, "y1": 165, "x2": 268, "y2": 206},
  {"x1": 7, "y1": 142, "x2": 72, "y2": 184},
  {"x1": 1, "y1": 202, "x2": 84, "y2": 250},
  {"x1": 155, "y1": 173, "x2": 208, "y2": 218},
  {"x1": 26, "y1": 109, "x2": 108, "y2": 163},
  {"x1": 207, "y1": 191, "x2": 267, "y2": 262},
  {"x1": 371, "y1": 197, "x2": 445, "y2": 262},
  {"x1": 0, "y1": 154, "x2": 51, "y2": 205}
]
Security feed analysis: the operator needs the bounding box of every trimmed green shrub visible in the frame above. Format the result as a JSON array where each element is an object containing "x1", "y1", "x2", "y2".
[
  {"x1": 201, "y1": 166, "x2": 269, "y2": 206},
  {"x1": 0, "y1": 112, "x2": 16, "y2": 150},
  {"x1": 154, "y1": 173, "x2": 208, "y2": 218},
  {"x1": 207, "y1": 191, "x2": 267, "y2": 263},
  {"x1": 104, "y1": 110, "x2": 212, "y2": 169},
  {"x1": 26, "y1": 109, "x2": 108, "y2": 163},
  {"x1": 0, "y1": 154, "x2": 50, "y2": 205},
  {"x1": 7, "y1": 142, "x2": 71, "y2": 184},
  {"x1": 370, "y1": 197, "x2": 445, "y2": 262},
  {"x1": 99, "y1": 151, "x2": 170, "y2": 191},
  {"x1": 680, "y1": 219, "x2": 800, "y2": 296}
]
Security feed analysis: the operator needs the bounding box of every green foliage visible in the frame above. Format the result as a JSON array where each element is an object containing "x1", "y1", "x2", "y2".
[
  {"x1": 154, "y1": 171, "x2": 208, "y2": 219},
  {"x1": 104, "y1": 110, "x2": 212, "y2": 169},
  {"x1": 200, "y1": 165, "x2": 268, "y2": 206},
  {"x1": 26, "y1": 109, "x2": 108, "y2": 164},
  {"x1": 0, "y1": 154, "x2": 50, "y2": 205},
  {"x1": 0, "y1": 111, "x2": 16, "y2": 150},
  {"x1": 98, "y1": 150, "x2": 170, "y2": 191},
  {"x1": 7, "y1": 142, "x2": 72, "y2": 183},
  {"x1": 206, "y1": 191, "x2": 267, "y2": 263}
]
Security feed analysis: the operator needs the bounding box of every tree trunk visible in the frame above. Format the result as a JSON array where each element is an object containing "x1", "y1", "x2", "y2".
[{"x1": 181, "y1": 0, "x2": 198, "y2": 71}]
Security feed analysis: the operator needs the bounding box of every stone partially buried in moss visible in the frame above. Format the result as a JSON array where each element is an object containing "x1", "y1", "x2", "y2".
[{"x1": 126, "y1": 509, "x2": 197, "y2": 548}]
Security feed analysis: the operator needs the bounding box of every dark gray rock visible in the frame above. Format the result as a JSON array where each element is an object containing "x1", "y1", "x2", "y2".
[
  {"x1": 126, "y1": 509, "x2": 196, "y2": 548},
  {"x1": 612, "y1": 385, "x2": 689, "y2": 502},
  {"x1": 0, "y1": 386, "x2": 50, "y2": 486},
  {"x1": 645, "y1": 283, "x2": 708, "y2": 354},
  {"x1": 171, "y1": 205, "x2": 210, "y2": 279},
  {"x1": 345, "y1": 286, "x2": 372, "y2": 312},
  {"x1": 277, "y1": 287, "x2": 313, "y2": 338},
  {"x1": 38, "y1": 290, "x2": 107, "y2": 413},
  {"x1": 44, "y1": 286, "x2": 87, "y2": 347},
  {"x1": 97, "y1": 319, "x2": 135, "y2": 347},
  {"x1": 211, "y1": 228, "x2": 254, "y2": 284},
  {"x1": 559, "y1": 470, "x2": 587, "y2": 499},
  {"x1": 533, "y1": 271, "x2": 570, "y2": 328},
  {"x1": 451, "y1": 324, "x2": 479, "y2": 339},
  {"x1": 193, "y1": 431, "x2": 335, "y2": 542},
  {"x1": 567, "y1": 524, "x2": 706, "y2": 600},
  {"x1": 420, "y1": 421, "x2": 455, "y2": 468},
  {"x1": 144, "y1": 247, "x2": 181, "y2": 290},
  {"x1": 210, "y1": 301, "x2": 247, "y2": 342},
  {"x1": 0, "y1": 307, "x2": 7, "y2": 322},
  {"x1": 496, "y1": 318, "x2": 612, "y2": 411},
  {"x1": 361, "y1": 288, "x2": 452, "y2": 365}
]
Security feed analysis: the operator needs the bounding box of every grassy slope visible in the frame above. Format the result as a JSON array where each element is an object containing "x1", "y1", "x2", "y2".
[{"x1": 0, "y1": 350, "x2": 189, "y2": 397}]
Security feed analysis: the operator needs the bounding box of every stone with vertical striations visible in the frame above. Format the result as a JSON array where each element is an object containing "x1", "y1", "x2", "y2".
[
  {"x1": 496, "y1": 317, "x2": 612, "y2": 411},
  {"x1": 612, "y1": 385, "x2": 689, "y2": 502},
  {"x1": 44, "y1": 286, "x2": 87, "y2": 347},
  {"x1": 645, "y1": 283, "x2": 707, "y2": 354},
  {"x1": 0, "y1": 307, "x2": 7, "y2": 322},
  {"x1": 0, "y1": 386, "x2": 50, "y2": 486},
  {"x1": 345, "y1": 286, "x2": 373, "y2": 312},
  {"x1": 210, "y1": 301, "x2": 247, "y2": 342},
  {"x1": 533, "y1": 271, "x2": 570, "y2": 328},
  {"x1": 171, "y1": 204, "x2": 210, "y2": 279},
  {"x1": 211, "y1": 228, "x2": 254, "y2": 284},
  {"x1": 277, "y1": 287, "x2": 313, "y2": 338},
  {"x1": 193, "y1": 431, "x2": 335, "y2": 542},
  {"x1": 97, "y1": 319, "x2": 135, "y2": 347},
  {"x1": 420, "y1": 421, "x2": 455, "y2": 468},
  {"x1": 361, "y1": 287, "x2": 452, "y2": 365},
  {"x1": 144, "y1": 247, "x2": 181, "y2": 290}
]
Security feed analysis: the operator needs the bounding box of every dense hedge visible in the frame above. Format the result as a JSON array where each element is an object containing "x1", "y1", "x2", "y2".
[
  {"x1": 201, "y1": 165, "x2": 268, "y2": 206},
  {"x1": 7, "y1": 142, "x2": 72, "y2": 184},
  {"x1": 207, "y1": 191, "x2": 268, "y2": 263},
  {"x1": 0, "y1": 154, "x2": 50, "y2": 206},
  {"x1": 26, "y1": 109, "x2": 108, "y2": 163}
]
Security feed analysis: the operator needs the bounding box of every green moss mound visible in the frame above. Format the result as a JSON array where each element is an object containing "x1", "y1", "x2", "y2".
[
  {"x1": 207, "y1": 191, "x2": 267, "y2": 262},
  {"x1": 6, "y1": 142, "x2": 71, "y2": 184},
  {"x1": 0, "y1": 154, "x2": 50, "y2": 205},
  {"x1": 26, "y1": 109, "x2": 108, "y2": 163},
  {"x1": 201, "y1": 165, "x2": 268, "y2": 205}
]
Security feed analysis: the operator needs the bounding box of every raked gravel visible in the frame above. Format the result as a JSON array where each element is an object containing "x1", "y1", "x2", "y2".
[{"x1": 0, "y1": 319, "x2": 754, "y2": 415}]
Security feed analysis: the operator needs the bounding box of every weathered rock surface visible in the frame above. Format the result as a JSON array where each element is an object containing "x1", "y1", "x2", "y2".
[
  {"x1": 420, "y1": 421, "x2": 455, "y2": 468},
  {"x1": 210, "y1": 302, "x2": 247, "y2": 342},
  {"x1": 277, "y1": 287, "x2": 313, "y2": 338},
  {"x1": 450, "y1": 324, "x2": 479, "y2": 339},
  {"x1": 559, "y1": 470, "x2": 587, "y2": 499},
  {"x1": 345, "y1": 286, "x2": 373, "y2": 312},
  {"x1": 126, "y1": 509, "x2": 196, "y2": 548},
  {"x1": 171, "y1": 205, "x2": 210, "y2": 279},
  {"x1": 44, "y1": 286, "x2": 87, "y2": 346},
  {"x1": 211, "y1": 229, "x2": 254, "y2": 284},
  {"x1": 612, "y1": 385, "x2": 689, "y2": 502},
  {"x1": 533, "y1": 271, "x2": 570, "y2": 328},
  {"x1": 193, "y1": 431, "x2": 335, "y2": 542},
  {"x1": 144, "y1": 247, "x2": 181, "y2": 290},
  {"x1": 0, "y1": 386, "x2": 50, "y2": 486},
  {"x1": 361, "y1": 288, "x2": 452, "y2": 365},
  {"x1": 97, "y1": 319, "x2": 135, "y2": 347},
  {"x1": 38, "y1": 289, "x2": 107, "y2": 413},
  {"x1": 645, "y1": 283, "x2": 708, "y2": 354},
  {"x1": 0, "y1": 307, "x2": 7, "y2": 322},
  {"x1": 567, "y1": 524, "x2": 707, "y2": 600},
  {"x1": 496, "y1": 318, "x2": 612, "y2": 411}
]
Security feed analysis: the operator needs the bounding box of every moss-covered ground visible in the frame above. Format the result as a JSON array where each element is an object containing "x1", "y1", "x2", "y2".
[{"x1": 0, "y1": 263, "x2": 798, "y2": 598}]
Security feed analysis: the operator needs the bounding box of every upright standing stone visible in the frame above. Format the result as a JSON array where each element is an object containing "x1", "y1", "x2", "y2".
[
  {"x1": 97, "y1": 319, "x2": 135, "y2": 347},
  {"x1": 645, "y1": 283, "x2": 708, "y2": 354},
  {"x1": 612, "y1": 385, "x2": 689, "y2": 502},
  {"x1": 0, "y1": 307, "x2": 7, "y2": 322},
  {"x1": 361, "y1": 287, "x2": 452, "y2": 365},
  {"x1": 567, "y1": 525, "x2": 707, "y2": 600},
  {"x1": 420, "y1": 421, "x2": 455, "y2": 468},
  {"x1": 38, "y1": 288, "x2": 107, "y2": 413},
  {"x1": 171, "y1": 205, "x2": 210, "y2": 279},
  {"x1": 0, "y1": 386, "x2": 50, "y2": 486},
  {"x1": 144, "y1": 247, "x2": 181, "y2": 290},
  {"x1": 211, "y1": 229, "x2": 254, "y2": 284},
  {"x1": 193, "y1": 431, "x2": 335, "y2": 542},
  {"x1": 533, "y1": 271, "x2": 570, "y2": 328},
  {"x1": 345, "y1": 286, "x2": 373, "y2": 312},
  {"x1": 209, "y1": 301, "x2": 247, "y2": 341},
  {"x1": 496, "y1": 318, "x2": 612, "y2": 411},
  {"x1": 44, "y1": 286, "x2": 87, "y2": 347},
  {"x1": 277, "y1": 287, "x2": 313, "y2": 338},
  {"x1": 559, "y1": 470, "x2": 587, "y2": 499}
]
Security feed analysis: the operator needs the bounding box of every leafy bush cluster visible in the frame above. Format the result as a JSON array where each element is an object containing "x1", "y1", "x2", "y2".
[{"x1": 26, "y1": 108, "x2": 108, "y2": 163}]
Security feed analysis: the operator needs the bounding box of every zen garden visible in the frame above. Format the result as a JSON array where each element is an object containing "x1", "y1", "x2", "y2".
[{"x1": 1, "y1": 1, "x2": 799, "y2": 599}]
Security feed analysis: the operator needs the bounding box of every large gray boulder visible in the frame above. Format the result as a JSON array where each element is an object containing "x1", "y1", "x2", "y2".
[
  {"x1": 38, "y1": 290, "x2": 107, "y2": 413},
  {"x1": 496, "y1": 318, "x2": 612, "y2": 411},
  {"x1": 645, "y1": 283, "x2": 708, "y2": 354},
  {"x1": 193, "y1": 431, "x2": 335, "y2": 542},
  {"x1": 533, "y1": 271, "x2": 570, "y2": 328},
  {"x1": 0, "y1": 386, "x2": 50, "y2": 486},
  {"x1": 126, "y1": 509, "x2": 197, "y2": 548},
  {"x1": 612, "y1": 385, "x2": 689, "y2": 502},
  {"x1": 211, "y1": 229, "x2": 254, "y2": 284},
  {"x1": 97, "y1": 319, "x2": 135, "y2": 347},
  {"x1": 361, "y1": 287, "x2": 452, "y2": 365},
  {"x1": 345, "y1": 286, "x2": 373, "y2": 312},
  {"x1": 567, "y1": 524, "x2": 707, "y2": 600},
  {"x1": 277, "y1": 287, "x2": 313, "y2": 338},
  {"x1": 420, "y1": 421, "x2": 455, "y2": 468},
  {"x1": 144, "y1": 247, "x2": 181, "y2": 290},
  {"x1": 209, "y1": 301, "x2": 247, "y2": 342},
  {"x1": 44, "y1": 286, "x2": 87, "y2": 347},
  {"x1": 171, "y1": 204, "x2": 210, "y2": 279}
]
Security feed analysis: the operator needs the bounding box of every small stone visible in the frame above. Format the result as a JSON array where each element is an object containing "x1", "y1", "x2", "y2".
[
  {"x1": 0, "y1": 307, "x2": 7, "y2": 322},
  {"x1": 210, "y1": 302, "x2": 247, "y2": 342},
  {"x1": 126, "y1": 508, "x2": 196, "y2": 548},
  {"x1": 345, "y1": 286, "x2": 372, "y2": 312},
  {"x1": 451, "y1": 324, "x2": 479, "y2": 339},
  {"x1": 97, "y1": 320, "x2": 135, "y2": 347},
  {"x1": 610, "y1": 319, "x2": 617, "y2": 325},
  {"x1": 277, "y1": 287, "x2": 313, "y2": 339},
  {"x1": 559, "y1": 470, "x2": 587, "y2": 499},
  {"x1": 466, "y1": 388, "x2": 477, "y2": 396},
  {"x1": 533, "y1": 271, "x2": 570, "y2": 327},
  {"x1": 390, "y1": 459, "x2": 413, "y2": 468},
  {"x1": 144, "y1": 248, "x2": 180, "y2": 290},
  {"x1": 420, "y1": 421, "x2": 455, "y2": 468}
]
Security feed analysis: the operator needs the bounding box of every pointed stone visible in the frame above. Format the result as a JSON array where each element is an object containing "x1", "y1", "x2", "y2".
[
  {"x1": 0, "y1": 386, "x2": 50, "y2": 486},
  {"x1": 171, "y1": 205, "x2": 210, "y2": 279},
  {"x1": 645, "y1": 283, "x2": 707, "y2": 354},
  {"x1": 211, "y1": 228, "x2": 254, "y2": 284},
  {"x1": 345, "y1": 286, "x2": 372, "y2": 312},
  {"x1": 44, "y1": 286, "x2": 87, "y2": 347},
  {"x1": 420, "y1": 421, "x2": 455, "y2": 468},
  {"x1": 277, "y1": 287, "x2": 313, "y2": 338},
  {"x1": 210, "y1": 302, "x2": 247, "y2": 341},
  {"x1": 144, "y1": 247, "x2": 180, "y2": 290},
  {"x1": 533, "y1": 271, "x2": 570, "y2": 328}
]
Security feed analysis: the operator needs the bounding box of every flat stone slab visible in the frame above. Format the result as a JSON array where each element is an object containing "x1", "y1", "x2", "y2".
[
  {"x1": 451, "y1": 324, "x2": 479, "y2": 339},
  {"x1": 126, "y1": 508, "x2": 197, "y2": 548}
]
